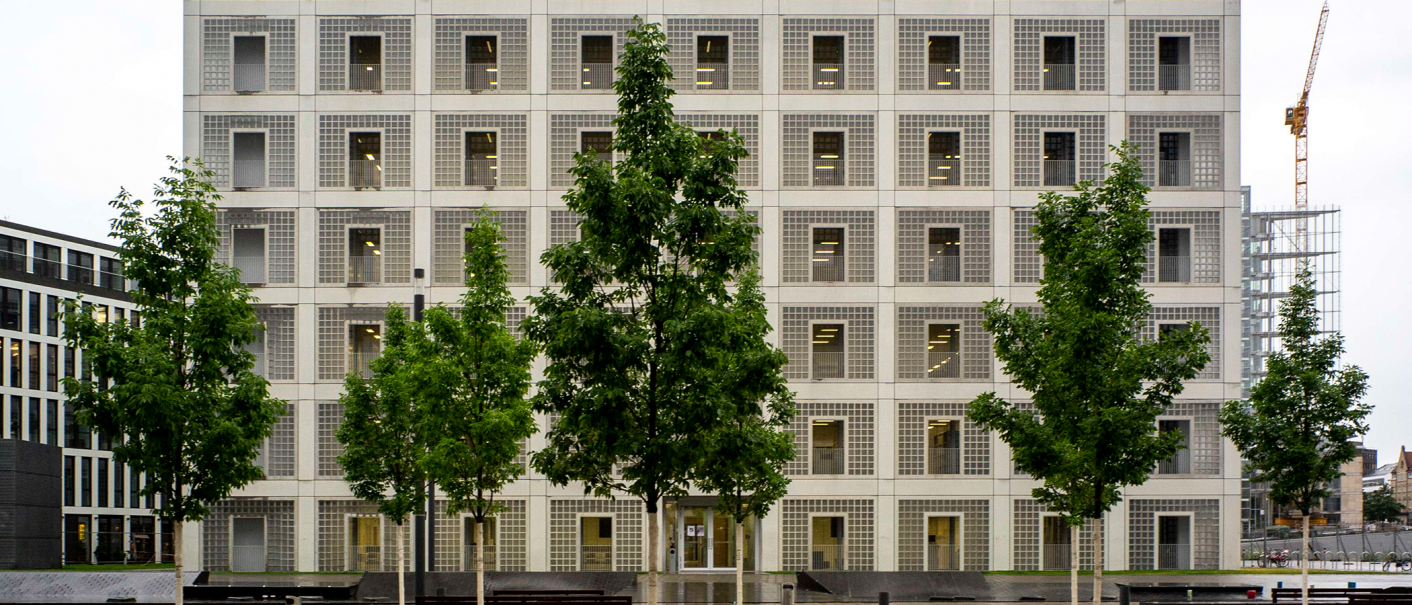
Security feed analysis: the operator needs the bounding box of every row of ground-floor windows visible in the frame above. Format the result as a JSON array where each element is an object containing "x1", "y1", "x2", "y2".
[
  {"x1": 64, "y1": 513, "x2": 171, "y2": 565},
  {"x1": 203, "y1": 502, "x2": 1211, "y2": 572}
]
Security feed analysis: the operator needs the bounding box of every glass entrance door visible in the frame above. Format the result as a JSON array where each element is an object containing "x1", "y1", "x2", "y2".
[{"x1": 675, "y1": 507, "x2": 755, "y2": 571}]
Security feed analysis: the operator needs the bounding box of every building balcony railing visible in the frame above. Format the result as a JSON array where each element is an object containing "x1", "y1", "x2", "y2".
[
  {"x1": 231, "y1": 255, "x2": 266, "y2": 284},
  {"x1": 349, "y1": 545, "x2": 382, "y2": 571},
  {"x1": 813, "y1": 63, "x2": 844, "y2": 90},
  {"x1": 68, "y1": 265, "x2": 94, "y2": 285},
  {"x1": 928, "y1": 446, "x2": 962, "y2": 475},
  {"x1": 928, "y1": 544, "x2": 961, "y2": 571},
  {"x1": 581, "y1": 63, "x2": 613, "y2": 90},
  {"x1": 580, "y1": 545, "x2": 612, "y2": 571},
  {"x1": 928, "y1": 63, "x2": 962, "y2": 90},
  {"x1": 1043, "y1": 64, "x2": 1076, "y2": 91},
  {"x1": 1157, "y1": 448, "x2": 1192, "y2": 475},
  {"x1": 1157, "y1": 543, "x2": 1191, "y2": 570},
  {"x1": 811, "y1": 260, "x2": 845, "y2": 283},
  {"x1": 1043, "y1": 159, "x2": 1076, "y2": 187},
  {"x1": 348, "y1": 160, "x2": 382, "y2": 189},
  {"x1": 811, "y1": 446, "x2": 844, "y2": 475},
  {"x1": 463, "y1": 546, "x2": 498, "y2": 571},
  {"x1": 233, "y1": 63, "x2": 266, "y2": 93},
  {"x1": 0, "y1": 251, "x2": 25, "y2": 272},
  {"x1": 465, "y1": 63, "x2": 498, "y2": 91},
  {"x1": 1042, "y1": 544, "x2": 1073, "y2": 571},
  {"x1": 811, "y1": 544, "x2": 844, "y2": 570},
  {"x1": 464, "y1": 159, "x2": 499, "y2": 187},
  {"x1": 1159, "y1": 64, "x2": 1192, "y2": 91},
  {"x1": 348, "y1": 256, "x2": 382, "y2": 285},
  {"x1": 928, "y1": 156, "x2": 962, "y2": 187},
  {"x1": 1157, "y1": 256, "x2": 1192, "y2": 284},
  {"x1": 348, "y1": 351, "x2": 379, "y2": 379},
  {"x1": 232, "y1": 160, "x2": 266, "y2": 189},
  {"x1": 812, "y1": 157, "x2": 844, "y2": 186},
  {"x1": 98, "y1": 271, "x2": 125, "y2": 291},
  {"x1": 33, "y1": 258, "x2": 62, "y2": 280},
  {"x1": 811, "y1": 352, "x2": 846, "y2": 380},
  {"x1": 349, "y1": 64, "x2": 383, "y2": 92},
  {"x1": 927, "y1": 351, "x2": 960, "y2": 379},
  {"x1": 695, "y1": 63, "x2": 729, "y2": 90},
  {"x1": 1159, "y1": 160, "x2": 1192, "y2": 187},
  {"x1": 928, "y1": 255, "x2": 961, "y2": 283}
]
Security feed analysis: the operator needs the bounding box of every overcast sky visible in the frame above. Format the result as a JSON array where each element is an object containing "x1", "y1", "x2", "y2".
[{"x1": 1, "y1": 2, "x2": 1407, "y2": 460}]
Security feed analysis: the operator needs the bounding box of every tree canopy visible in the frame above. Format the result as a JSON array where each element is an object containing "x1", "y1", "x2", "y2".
[
  {"x1": 62, "y1": 157, "x2": 284, "y2": 605},
  {"x1": 968, "y1": 144, "x2": 1210, "y2": 599}
]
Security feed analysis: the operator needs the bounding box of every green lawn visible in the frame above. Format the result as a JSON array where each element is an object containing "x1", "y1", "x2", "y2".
[
  {"x1": 985, "y1": 569, "x2": 1399, "y2": 576},
  {"x1": 0, "y1": 563, "x2": 176, "y2": 572}
]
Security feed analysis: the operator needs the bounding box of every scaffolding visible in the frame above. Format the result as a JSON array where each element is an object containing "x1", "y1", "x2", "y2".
[
  {"x1": 1239, "y1": 186, "x2": 1344, "y2": 536},
  {"x1": 1240, "y1": 186, "x2": 1342, "y2": 398}
]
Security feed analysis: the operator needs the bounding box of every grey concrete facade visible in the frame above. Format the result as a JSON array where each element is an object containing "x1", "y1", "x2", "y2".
[{"x1": 182, "y1": 0, "x2": 1244, "y2": 573}]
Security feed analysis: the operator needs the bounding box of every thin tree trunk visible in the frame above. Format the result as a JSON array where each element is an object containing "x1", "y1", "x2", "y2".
[
  {"x1": 477, "y1": 520, "x2": 486, "y2": 605},
  {"x1": 1092, "y1": 516, "x2": 1103, "y2": 605},
  {"x1": 647, "y1": 511, "x2": 660, "y2": 605},
  {"x1": 397, "y1": 522, "x2": 406, "y2": 605},
  {"x1": 1070, "y1": 523, "x2": 1079, "y2": 605},
  {"x1": 1302, "y1": 514, "x2": 1310, "y2": 605},
  {"x1": 174, "y1": 520, "x2": 184, "y2": 605},
  {"x1": 736, "y1": 520, "x2": 745, "y2": 605}
]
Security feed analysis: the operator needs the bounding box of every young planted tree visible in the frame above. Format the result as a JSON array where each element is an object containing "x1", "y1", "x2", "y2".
[
  {"x1": 524, "y1": 19, "x2": 759, "y2": 605},
  {"x1": 1364, "y1": 485, "x2": 1404, "y2": 524},
  {"x1": 967, "y1": 144, "x2": 1210, "y2": 604},
  {"x1": 1221, "y1": 266, "x2": 1369, "y2": 605},
  {"x1": 62, "y1": 158, "x2": 284, "y2": 605},
  {"x1": 337, "y1": 304, "x2": 424, "y2": 605},
  {"x1": 691, "y1": 270, "x2": 795, "y2": 605},
  {"x1": 1361, "y1": 483, "x2": 1406, "y2": 523},
  {"x1": 420, "y1": 215, "x2": 538, "y2": 605}
]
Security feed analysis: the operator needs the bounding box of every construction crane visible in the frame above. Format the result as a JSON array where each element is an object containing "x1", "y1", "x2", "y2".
[{"x1": 1285, "y1": 1, "x2": 1330, "y2": 251}]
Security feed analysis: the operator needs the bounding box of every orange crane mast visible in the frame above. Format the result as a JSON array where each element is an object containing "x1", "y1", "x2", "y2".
[{"x1": 1285, "y1": 1, "x2": 1330, "y2": 251}]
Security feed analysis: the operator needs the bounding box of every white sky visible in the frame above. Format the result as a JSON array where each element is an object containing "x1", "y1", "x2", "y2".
[{"x1": 1, "y1": 2, "x2": 1407, "y2": 460}]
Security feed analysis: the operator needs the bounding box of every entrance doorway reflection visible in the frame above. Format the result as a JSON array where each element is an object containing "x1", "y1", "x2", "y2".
[{"x1": 669, "y1": 499, "x2": 757, "y2": 572}]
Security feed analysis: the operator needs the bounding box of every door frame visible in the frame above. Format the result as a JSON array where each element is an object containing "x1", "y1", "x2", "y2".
[{"x1": 229, "y1": 515, "x2": 268, "y2": 572}]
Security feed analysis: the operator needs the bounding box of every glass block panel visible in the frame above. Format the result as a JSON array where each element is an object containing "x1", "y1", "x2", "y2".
[
  {"x1": 1012, "y1": 114, "x2": 1107, "y2": 188},
  {"x1": 896, "y1": 306, "x2": 992, "y2": 381},
  {"x1": 784, "y1": 402, "x2": 874, "y2": 477},
  {"x1": 318, "y1": 17, "x2": 413, "y2": 92},
  {"x1": 1127, "y1": 114, "x2": 1224, "y2": 191},
  {"x1": 433, "y1": 114, "x2": 529, "y2": 189},
  {"x1": 896, "y1": 209, "x2": 991, "y2": 284},
  {"x1": 782, "y1": 114, "x2": 876, "y2": 188},
  {"x1": 666, "y1": 18, "x2": 760, "y2": 92},
  {"x1": 548, "y1": 499, "x2": 644, "y2": 571},
  {"x1": 216, "y1": 209, "x2": 297, "y2": 285},
  {"x1": 897, "y1": 18, "x2": 991, "y2": 92},
  {"x1": 434, "y1": 17, "x2": 529, "y2": 92},
  {"x1": 317, "y1": 115, "x2": 413, "y2": 189},
  {"x1": 201, "y1": 115, "x2": 297, "y2": 189},
  {"x1": 1129, "y1": 19, "x2": 1222, "y2": 93},
  {"x1": 1013, "y1": 18, "x2": 1107, "y2": 92},
  {"x1": 202, "y1": 18, "x2": 297, "y2": 92},
  {"x1": 897, "y1": 500, "x2": 990, "y2": 571},
  {"x1": 781, "y1": 499, "x2": 875, "y2": 571},
  {"x1": 897, "y1": 401, "x2": 990, "y2": 477},
  {"x1": 316, "y1": 210, "x2": 413, "y2": 285},
  {"x1": 782, "y1": 18, "x2": 876, "y2": 92},
  {"x1": 781, "y1": 306, "x2": 875, "y2": 381},
  {"x1": 202, "y1": 499, "x2": 296, "y2": 571}
]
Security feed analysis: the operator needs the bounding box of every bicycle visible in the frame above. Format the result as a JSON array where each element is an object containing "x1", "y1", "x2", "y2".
[
  {"x1": 1258, "y1": 549, "x2": 1291, "y2": 568},
  {"x1": 1382, "y1": 553, "x2": 1412, "y2": 572}
]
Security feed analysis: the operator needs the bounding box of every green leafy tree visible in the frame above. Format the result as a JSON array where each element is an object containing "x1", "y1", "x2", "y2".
[
  {"x1": 337, "y1": 304, "x2": 424, "y2": 605},
  {"x1": 420, "y1": 214, "x2": 538, "y2": 605},
  {"x1": 525, "y1": 19, "x2": 759, "y2": 605},
  {"x1": 1221, "y1": 266, "x2": 1369, "y2": 605},
  {"x1": 967, "y1": 144, "x2": 1210, "y2": 603},
  {"x1": 691, "y1": 269, "x2": 795, "y2": 605},
  {"x1": 62, "y1": 157, "x2": 284, "y2": 605},
  {"x1": 1364, "y1": 485, "x2": 1404, "y2": 523}
]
